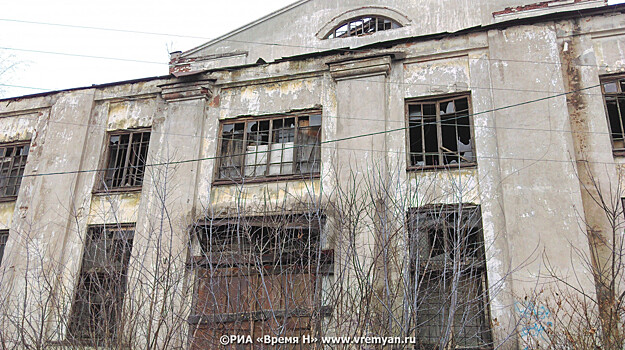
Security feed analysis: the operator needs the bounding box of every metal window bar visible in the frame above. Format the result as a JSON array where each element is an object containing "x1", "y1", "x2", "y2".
[
  {"x1": 103, "y1": 131, "x2": 150, "y2": 189},
  {"x1": 68, "y1": 226, "x2": 134, "y2": 342},
  {"x1": 0, "y1": 143, "x2": 29, "y2": 198}
]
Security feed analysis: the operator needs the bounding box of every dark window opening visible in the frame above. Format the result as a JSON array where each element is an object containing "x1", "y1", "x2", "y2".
[
  {"x1": 408, "y1": 205, "x2": 492, "y2": 349},
  {"x1": 217, "y1": 113, "x2": 321, "y2": 182},
  {"x1": 326, "y1": 16, "x2": 401, "y2": 39},
  {"x1": 407, "y1": 96, "x2": 475, "y2": 169},
  {"x1": 602, "y1": 76, "x2": 625, "y2": 151},
  {"x1": 101, "y1": 130, "x2": 150, "y2": 190},
  {"x1": 189, "y1": 215, "x2": 330, "y2": 349},
  {"x1": 67, "y1": 225, "x2": 134, "y2": 344},
  {"x1": 0, "y1": 142, "x2": 30, "y2": 198},
  {"x1": 0, "y1": 230, "x2": 8, "y2": 265}
]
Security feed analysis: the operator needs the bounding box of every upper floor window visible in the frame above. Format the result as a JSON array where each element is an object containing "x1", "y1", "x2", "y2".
[
  {"x1": 0, "y1": 142, "x2": 29, "y2": 199},
  {"x1": 325, "y1": 16, "x2": 401, "y2": 39},
  {"x1": 406, "y1": 95, "x2": 475, "y2": 170},
  {"x1": 216, "y1": 112, "x2": 321, "y2": 183},
  {"x1": 602, "y1": 76, "x2": 625, "y2": 152},
  {"x1": 99, "y1": 130, "x2": 150, "y2": 191}
]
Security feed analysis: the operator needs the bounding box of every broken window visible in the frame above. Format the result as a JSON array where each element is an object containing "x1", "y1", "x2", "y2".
[
  {"x1": 67, "y1": 225, "x2": 134, "y2": 344},
  {"x1": 325, "y1": 16, "x2": 401, "y2": 39},
  {"x1": 408, "y1": 205, "x2": 492, "y2": 349},
  {"x1": 216, "y1": 113, "x2": 321, "y2": 181},
  {"x1": 189, "y1": 214, "x2": 331, "y2": 349},
  {"x1": 0, "y1": 230, "x2": 8, "y2": 264},
  {"x1": 101, "y1": 130, "x2": 150, "y2": 190},
  {"x1": 407, "y1": 95, "x2": 475, "y2": 169},
  {"x1": 0, "y1": 142, "x2": 30, "y2": 198},
  {"x1": 602, "y1": 76, "x2": 625, "y2": 151}
]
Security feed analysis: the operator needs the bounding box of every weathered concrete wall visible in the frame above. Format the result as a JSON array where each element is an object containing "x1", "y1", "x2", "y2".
[
  {"x1": 175, "y1": 0, "x2": 608, "y2": 73},
  {"x1": 0, "y1": 7, "x2": 624, "y2": 349}
]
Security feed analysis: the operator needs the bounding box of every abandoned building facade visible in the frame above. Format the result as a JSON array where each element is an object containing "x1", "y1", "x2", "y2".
[{"x1": 0, "y1": 0, "x2": 624, "y2": 348}]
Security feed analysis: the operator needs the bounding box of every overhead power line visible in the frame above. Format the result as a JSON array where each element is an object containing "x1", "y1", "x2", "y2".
[
  {"x1": 0, "y1": 47, "x2": 166, "y2": 65},
  {"x1": 0, "y1": 18, "x2": 624, "y2": 70}
]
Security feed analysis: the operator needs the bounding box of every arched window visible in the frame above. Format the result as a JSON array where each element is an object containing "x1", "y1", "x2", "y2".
[{"x1": 325, "y1": 16, "x2": 401, "y2": 39}]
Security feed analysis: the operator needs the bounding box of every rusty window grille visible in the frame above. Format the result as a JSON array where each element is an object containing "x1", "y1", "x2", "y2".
[
  {"x1": 325, "y1": 16, "x2": 401, "y2": 39},
  {"x1": 408, "y1": 205, "x2": 492, "y2": 349},
  {"x1": 67, "y1": 225, "x2": 134, "y2": 343},
  {"x1": 0, "y1": 142, "x2": 30, "y2": 198},
  {"x1": 216, "y1": 113, "x2": 321, "y2": 181},
  {"x1": 101, "y1": 130, "x2": 150, "y2": 190},
  {"x1": 602, "y1": 76, "x2": 625, "y2": 151},
  {"x1": 407, "y1": 95, "x2": 475, "y2": 169},
  {"x1": 0, "y1": 230, "x2": 8, "y2": 264},
  {"x1": 189, "y1": 214, "x2": 331, "y2": 349}
]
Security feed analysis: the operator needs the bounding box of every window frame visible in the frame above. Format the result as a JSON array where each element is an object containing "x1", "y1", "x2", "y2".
[
  {"x1": 0, "y1": 140, "x2": 31, "y2": 202},
  {"x1": 67, "y1": 224, "x2": 135, "y2": 345},
  {"x1": 407, "y1": 204, "x2": 493, "y2": 349},
  {"x1": 600, "y1": 74, "x2": 625, "y2": 155},
  {"x1": 213, "y1": 111, "x2": 322, "y2": 185},
  {"x1": 405, "y1": 93, "x2": 477, "y2": 171},
  {"x1": 188, "y1": 214, "x2": 332, "y2": 348},
  {"x1": 0, "y1": 229, "x2": 9, "y2": 266},
  {"x1": 324, "y1": 15, "x2": 402, "y2": 39},
  {"x1": 95, "y1": 128, "x2": 151, "y2": 193}
]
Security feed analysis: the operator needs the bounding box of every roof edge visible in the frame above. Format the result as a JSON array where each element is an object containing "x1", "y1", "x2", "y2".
[{"x1": 0, "y1": 74, "x2": 172, "y2": 102}]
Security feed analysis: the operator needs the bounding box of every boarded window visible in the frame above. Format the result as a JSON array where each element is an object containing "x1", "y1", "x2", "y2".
[
  {"x1": 602, "y1": 76, "x2": 625, "y2": 150},
  {"x1": 189, "y1": 215, "x2": 330, "y2": 349},
  {"x1": 0, "y1": 230, "x2": 8, "y2": 264},
  {"x1": 325, "y1": 16, "x2": 401, "y2": 39},
  {"x1": 0, "y1": 142, "x2": 30, "y2": 198},
  {"x1": 67, "y1": 225, "x2": 134, "y2": 344},
  {"x1": 101, "y1": 130, "x2": 150, "y2": 190},
  {"x1": 407, "y1": 95, "x2": 475, "y2": 169},
  {"x1": 217, "y1": 113, "x2": 321, "y2": 181},
  {"x1": 408, "y1": 205, "x2": 492, "y2": 349}
]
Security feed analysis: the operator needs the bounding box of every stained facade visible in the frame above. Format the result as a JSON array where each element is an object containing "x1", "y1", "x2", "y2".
[{"x1": 0, "y1": 0, "x2": 624, "y2": 349}]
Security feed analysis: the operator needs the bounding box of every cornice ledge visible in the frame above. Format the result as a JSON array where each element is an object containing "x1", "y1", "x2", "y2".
[
  {"x1": 159, "y1": 80, "x2": 214, "y2": 102},
  {"x1": 328, "y1": 55, "x2": 392, "y2": 81}
]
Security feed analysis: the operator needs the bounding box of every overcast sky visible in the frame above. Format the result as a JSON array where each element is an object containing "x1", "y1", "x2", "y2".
[{"x1": 1, "y1": 0, "x2": 624, "y2": 99}]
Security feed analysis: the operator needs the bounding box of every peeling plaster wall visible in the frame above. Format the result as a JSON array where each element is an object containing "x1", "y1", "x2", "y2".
[
  {"x1": 0, "y1": 9, "x2": 624, "y2": 349},
  {"x1": 106, "y1": 97, "x2": 156, "y2": 131},
  {"x1": 407, "y1": 169, "x2": 481, "y2": 206},
  {"x1": 88, "y1": 192, "x2": 142, "y2": 225},
  {"x1": 209, "y1": 180, "x2": 321, "y2": 216}
]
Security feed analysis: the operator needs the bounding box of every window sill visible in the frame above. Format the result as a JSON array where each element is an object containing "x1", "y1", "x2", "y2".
[
  {"x1": 92, "y1": 186, "x2": 143, "y2": 195},
  {"x1": 212, "y1": 173, "x2": 320, "y2": 186},
  {"x1": 0, "y1": 196, "x2": 17, "y2": 203},
  {"x1": 407, "y1": 162, "x2": 477, "y2": 172},
  {"x1": 188, "y1": 306, "x2": 333, "y2": 325},
  {"x1": 613, "y1": 149, "x2": 625, "y2": 157}
]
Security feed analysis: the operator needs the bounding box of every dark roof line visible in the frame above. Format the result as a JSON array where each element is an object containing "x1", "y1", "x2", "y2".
[{"x1": 0, "y1": 74, "x2": 172, "y2": 102}]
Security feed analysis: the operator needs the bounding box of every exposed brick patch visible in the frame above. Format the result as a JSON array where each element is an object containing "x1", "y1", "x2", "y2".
[{"x1": 493, "y1": 0, "x2": 596, "y2": 16}]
